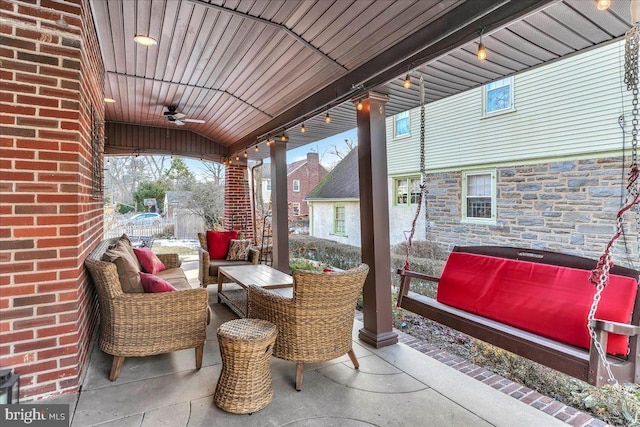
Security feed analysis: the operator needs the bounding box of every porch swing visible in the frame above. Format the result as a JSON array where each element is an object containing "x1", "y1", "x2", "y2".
[{"x1": 396, "y1": 33, "x2": 640, "y2": 386}]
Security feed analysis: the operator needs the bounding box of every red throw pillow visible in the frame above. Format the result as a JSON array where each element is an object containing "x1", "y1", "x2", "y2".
[
  {"x1": 139, "y1": 272, "x2": 176, "y2": 293},
  {"x1": 133, "y1": 247, "x2": 166, "y2": 274},
  {"x1": 206, "y1": 230, "x2": 239, "y2": 259}
]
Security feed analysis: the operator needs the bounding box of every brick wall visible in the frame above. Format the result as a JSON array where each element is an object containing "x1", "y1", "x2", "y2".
[
  {"x1": 0, "y1": 0, "x2": 104, "y2": 400},
  {"x1": 223, "y1": 162, "x2": 254, "y2": 239},
  {"x1": 287, "y1": 152, "x2": 328, "y2": 217},
  {"x1": 423, "y1": 157, "x2": 638, "y2": 267}
]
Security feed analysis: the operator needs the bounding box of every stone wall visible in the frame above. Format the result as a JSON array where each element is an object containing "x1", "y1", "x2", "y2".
[{"x1": 424, "y1": 157, "x2": 638, "y2": 267}]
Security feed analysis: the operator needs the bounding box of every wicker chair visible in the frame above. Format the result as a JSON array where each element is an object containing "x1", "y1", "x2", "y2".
[
  {"x1": 247, "y1": 264, "x2": 369, "y2": 390},
  {"x1": 84, "y1": 239, "x2": 209, "y2": 381},
  {"x1": 196, "y1": 232, "x2": 260, "y2": 288}
]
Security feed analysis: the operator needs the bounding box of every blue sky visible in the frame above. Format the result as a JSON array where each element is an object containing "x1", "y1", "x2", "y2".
[{"x1": 186, "y1": 127, "x2": 357, "y2": 176}]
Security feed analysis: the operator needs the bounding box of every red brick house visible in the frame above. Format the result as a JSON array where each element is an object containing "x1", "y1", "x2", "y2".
[{"x1": 262, "y1": 152, "x2": 328, "y2": 218}]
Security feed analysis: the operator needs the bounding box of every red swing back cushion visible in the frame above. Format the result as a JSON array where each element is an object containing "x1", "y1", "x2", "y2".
[{"x1": 436, "y1": 252, "x2": 638, "y2": 355}]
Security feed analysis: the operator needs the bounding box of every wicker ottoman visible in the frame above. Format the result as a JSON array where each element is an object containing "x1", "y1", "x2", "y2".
[{"x1": 214, "y1": 318, "x2": 278, "y2": 414}]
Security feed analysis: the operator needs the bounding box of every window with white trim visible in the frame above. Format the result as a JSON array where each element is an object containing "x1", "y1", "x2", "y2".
[
  {"x1": 265, "y1": 179, "x2": 271, "y2": 191},
  {"x1": 292, "y1": 202, "x2": 300, "y2": 216},
  {"x1": 292, "y1": 179, "x2": 300, "y2": 192},
  {"x1": 394, "y1": 111, "x2": 410, "y2": 138},
  {"x1": 462, "y1": 171, "x2": 496, "y2": 222},
  {"x1": 334, "y1": 205, "x2": 346, "y2": 235},
  {"x1": 483, "y1": 77, "x2": 514, "y2": 116},
  {"x1": 394, "y1": 177, "x2": 421, "y2": 205}
]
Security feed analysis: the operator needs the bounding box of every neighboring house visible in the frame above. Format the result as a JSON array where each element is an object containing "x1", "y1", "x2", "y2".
[
  {"x1": 262, "y1": 152, "x2": 329, "y2": 218},
  {"x1": 307, "y1": 40, "x2": 637, "y2": 265},
  {"x1": 385, "y1": 39, "x2": 636, "y2": 264},
  {"x1": 306, "y1": 149, "x2": 361, "y2": 247}
]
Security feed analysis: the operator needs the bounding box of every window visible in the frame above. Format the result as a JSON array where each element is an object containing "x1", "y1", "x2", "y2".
[
  {"x1": 334, "y1": 205, "x2": 346, "y2": 235},
  {"x1": 265, "y1": 179, "x2": 271, "y2": 191},
  {"x1": 462, "y1": 171, "x2": 496, "y2": 222},
  {"x1": 292, "y1": 179, "x2": 300, "y2": 192},
  {"x1": 292, "y1": 202, "x2": 300, "y2": 216},
  {"x1": 394, "y1": 111, "x2": 410, "y2": 138},
  {"x1": 395, "y1": 177, "x2": 421, "y2": 205},
  {"x1": 483, "y1": 77, "x2": 514, "y2": 115}
]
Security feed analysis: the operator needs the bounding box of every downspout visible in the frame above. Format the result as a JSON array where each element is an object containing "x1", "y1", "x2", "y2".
[{"x1": 249, "y1": 160, "x2": 264, "y2": 245}]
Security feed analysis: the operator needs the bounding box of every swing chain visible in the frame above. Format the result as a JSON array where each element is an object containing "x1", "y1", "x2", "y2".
[
  {"x1": 626, "y1": 25, "x2": 640, "y2": 268},
  {"x1": 587, "y1": 23, "x2": 640, "y2": 386}
]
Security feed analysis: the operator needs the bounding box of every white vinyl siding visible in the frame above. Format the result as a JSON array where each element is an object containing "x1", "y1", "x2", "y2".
[{"x1": 387, "y1": 41, "x2": 626, "y2": 175}]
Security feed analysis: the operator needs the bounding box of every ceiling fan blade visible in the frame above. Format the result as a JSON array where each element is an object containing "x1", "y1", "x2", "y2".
[
  {"x1": 183, "y1": 119, "x2": 206, "y2": 124},
  {"x1": 174, "y1": 120, "x2": 185, "y2": 126},
  {"x1": 173, "y1": 112, "x2": 186, "y2": 120}
]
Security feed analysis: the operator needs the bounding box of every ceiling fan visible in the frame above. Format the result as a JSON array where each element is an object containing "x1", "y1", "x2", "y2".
[{"x1": 163, "y1": 106, "x2": 206, "y2": 126}]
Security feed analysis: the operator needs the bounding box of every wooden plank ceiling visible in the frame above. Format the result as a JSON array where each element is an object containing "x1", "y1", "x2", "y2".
[{"x1": 92, "y1": 0, "x2": 635, "y2": 161}]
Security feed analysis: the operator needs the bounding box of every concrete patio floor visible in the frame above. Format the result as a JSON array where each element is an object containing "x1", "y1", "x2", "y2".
[{"x1": 34, "y1": 261, "x2": 592, "y2": 426}]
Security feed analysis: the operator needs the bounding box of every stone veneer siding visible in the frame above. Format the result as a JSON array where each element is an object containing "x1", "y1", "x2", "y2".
[
  {"x1": 0, "y1": 0, "x2": 104, "y2": 399},
  {"x1": 424, "y1": 157, "x2": 638, "y2": 268}
]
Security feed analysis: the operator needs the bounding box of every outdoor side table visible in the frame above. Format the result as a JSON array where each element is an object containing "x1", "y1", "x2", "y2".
[{"x1": 214, "y1": 318, "x2": 278, "y2": 414}]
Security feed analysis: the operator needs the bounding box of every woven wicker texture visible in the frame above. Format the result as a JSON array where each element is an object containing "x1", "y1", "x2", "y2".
[
  {"x1": 196, "y1": 232, "x2": 260, "y2": 287},
  {"x1": 214, "y1": 318, "x2": 278, "y2": 414},
  {"x1": 247, "y1": 264, "x2": 369, "y2": 364},
  {"x1": 84, "y1": 238, "x2": 208, "y2": 360}
]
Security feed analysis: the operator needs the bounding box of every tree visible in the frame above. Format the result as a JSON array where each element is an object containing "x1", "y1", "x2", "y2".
[
  {"x1": 200, "y1": 161, "x2": 225, "y2": 185},
  {"x1": 187, "y1": 181, "x2": 225, "y2": 229},
  {"x1": 165, "y1": 158, "x2": 195, "y2": 190},
  {"x1": 104, "y1": 155, "x2": 149, "y2": 207},
  {"x1": 133, "y1": 180, "x2": 168, "y2": 212},
  {"x1": 144, "y1": 155, "x2": 170, "y2": 181},
  {"x1": 328, "y1": 137, "x2": 357, "y2": 161}
]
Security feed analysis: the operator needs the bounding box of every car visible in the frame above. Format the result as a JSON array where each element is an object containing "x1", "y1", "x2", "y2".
[{"x1": 126, "y1": 212, "x2": 162, "y2": 226}]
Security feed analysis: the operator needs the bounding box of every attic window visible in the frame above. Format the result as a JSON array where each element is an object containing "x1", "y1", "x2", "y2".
[
  {"x1": 394, "y1": 111, "x2": 410, "y2": 138},
  {"x1": 483, "y1": 77, "x2": 514, "y2": 116}
]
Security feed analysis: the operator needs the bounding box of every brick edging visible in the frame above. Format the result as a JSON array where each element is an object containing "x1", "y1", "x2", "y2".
[{"x1": 353, "y1": 312, "x2": 609, "y2": 427}]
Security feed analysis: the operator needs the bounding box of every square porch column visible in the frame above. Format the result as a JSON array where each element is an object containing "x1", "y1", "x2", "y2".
[
  {"x1": 355, "y1": 92, "x2": 398, "y2": 348},
  {"x1": 270, "y1": 141, "x2": 289, "y2": 272}
]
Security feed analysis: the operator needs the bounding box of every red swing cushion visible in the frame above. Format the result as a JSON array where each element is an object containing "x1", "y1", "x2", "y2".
[{"x1": 436, "y1": 252, "x2": 638, "y2": 355}]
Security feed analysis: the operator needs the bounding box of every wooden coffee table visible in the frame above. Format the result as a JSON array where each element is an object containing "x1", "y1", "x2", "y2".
[{"x1": 217, "y1": 264, "x2": 293, "y2": 317}]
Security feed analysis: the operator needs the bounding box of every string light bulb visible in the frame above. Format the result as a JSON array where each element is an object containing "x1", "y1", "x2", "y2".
[
  {"x1": 596, "y1": 0, "x2": 611, "y2": 10},
  {"x1": 243, "y1": 151, "x2": 248, "y2": 158},
  {"x1": 477, "y1": 28, "x2": 487, "y2": 61},
  {"x1": 228, "y1": 158, "x2": 233, "y2": 165},
  {"x1": 266, "y1": 139, "x2": 271, "y2": 146},
  {"x1": 255, "y1": 145, "x2": 259, "y2": 152},
  {"x1": 301, "y1": 123, "x2": 306, "y2": 133},
  {"x1": 357, "y1": 101, "x2": 363, "y2": 111},
  {"x1": 403, "y1": 74, "x2": 411, "y2": 89},
  {"x1": 235, "y1": 154, "x2": 240, "y2": 161},
  {"x1": 281, "y1": 135, "x2": 286, "y2": 142},
  {"x1": 325, "y1": 112, "x2": 331, "y2": 123}
]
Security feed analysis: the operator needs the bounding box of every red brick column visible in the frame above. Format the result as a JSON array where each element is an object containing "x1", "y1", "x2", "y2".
[
  {"x1": 0, "y1": 0, "x2": 104, "y2": 399},
  {"x1": 223, "y1": 161, "x2": 254, "y2": 239}
]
